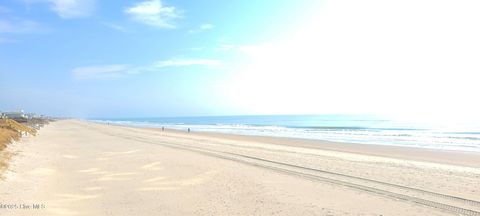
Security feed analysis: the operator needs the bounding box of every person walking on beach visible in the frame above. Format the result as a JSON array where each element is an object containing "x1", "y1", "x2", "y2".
[{"x1": 188, "y1": 128, "x2": 190, "y2": 133}]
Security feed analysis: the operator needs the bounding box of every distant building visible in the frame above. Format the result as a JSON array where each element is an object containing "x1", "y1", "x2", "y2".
[
  {"x1": 26, "y1": 113, "x2": 38, "y2": 119},
  {"x1": 3, "y1": 110, "x2": 28, "y2": 122}
]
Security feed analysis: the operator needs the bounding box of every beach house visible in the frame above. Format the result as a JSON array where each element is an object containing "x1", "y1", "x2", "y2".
[{"x1": 3, "y1": 110, "x2": 28, "y2": 122}]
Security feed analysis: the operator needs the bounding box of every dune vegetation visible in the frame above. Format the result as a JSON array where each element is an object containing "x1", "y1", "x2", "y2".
[
  {"x1": 0, "y1": 127, "x2": 20, "y2": 151},
  {"x1": 0, "y1": 118, "x2": 38, "y2": 175},
  {"x1": 0, "y1": 118, "x2": 37, "y2": 151}
]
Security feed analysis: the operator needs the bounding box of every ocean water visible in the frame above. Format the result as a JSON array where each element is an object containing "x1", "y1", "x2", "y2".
[{"x1": 92, "y1": 115, "x2": 480, "y2": 152}]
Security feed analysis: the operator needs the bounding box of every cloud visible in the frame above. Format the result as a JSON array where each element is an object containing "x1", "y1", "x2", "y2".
[
  {"x1": 153, "y1": 59, "x2": 220, "y2": 68},
  {"x1": 72, "y1": 65, "x2": 132, "y2": 80},
  {"x1": 188, "y1": 23, "x2": 214, "y2": 33},
  {"x1": 0, "y1": 19, "x2": 42, "y2": 33},
  {"x1": 0, "y1": 15, "x2": 43, "y2": 43},
  {"x1": 125, "y1": 0, "x2": 180, "y2": 29},
  {"x1": 51, "y1": 0, "x2": 95, "y2": 18},
  {"x1": 72, "y1": 58, "x2": 220, "y2": 80},
  {"x1": 24, "y1": 0, "x2": 95, "y2": 18}
]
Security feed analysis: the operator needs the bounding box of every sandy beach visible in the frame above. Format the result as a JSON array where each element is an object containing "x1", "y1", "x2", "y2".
[{"x1": 1, "y1": 120, "x2": 479, "y2": 216}]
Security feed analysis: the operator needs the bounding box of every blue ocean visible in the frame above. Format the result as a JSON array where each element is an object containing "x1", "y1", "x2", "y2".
[{"x1": 93, "y1": 115, "x2": 480, "y2": 152}]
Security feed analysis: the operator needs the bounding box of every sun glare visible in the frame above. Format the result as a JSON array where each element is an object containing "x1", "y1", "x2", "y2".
[{"x1": 222, "y1": 0, "x2": 480, "y2": 121}]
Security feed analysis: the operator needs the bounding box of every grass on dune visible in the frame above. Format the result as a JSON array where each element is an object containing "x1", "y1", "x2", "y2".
[
  {"x1": 0, "y1": 128, "x2": 21, "y2": 151},
  {"x1": 1, "y1": 119, "x2": 37, "y2": 135},
  {"x1": 0, "y1": 119, "x2": 36, "y2": 151},
  {"x1": 0, "y1": 118, "x2": 36, "y2": 177}
]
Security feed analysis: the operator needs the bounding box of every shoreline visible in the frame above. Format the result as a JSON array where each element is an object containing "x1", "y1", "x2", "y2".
[
  {"x1": 1, "y1": 120, "x2": 478, "y2": 215},
  {"x1": 104, "y1": 122, "x2": 480, "y2": 168},
  {"x1": 88, "y1": 119, "x2": 480, "y2": 153}
]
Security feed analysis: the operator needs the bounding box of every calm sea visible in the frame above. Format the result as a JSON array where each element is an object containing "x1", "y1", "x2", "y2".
[{"x1": 92, "y1": 115, "x2": 480, "y2": 152}]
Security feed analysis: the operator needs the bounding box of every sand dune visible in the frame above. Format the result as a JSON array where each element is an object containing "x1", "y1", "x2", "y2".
[{"x1": 0, "y1": 120, "x2": 479, "y2": 215}]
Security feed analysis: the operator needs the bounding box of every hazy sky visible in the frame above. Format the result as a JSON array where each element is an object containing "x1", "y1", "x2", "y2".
[{"x1": 1, "y1": 0, "x2": 479, "y2": 120}]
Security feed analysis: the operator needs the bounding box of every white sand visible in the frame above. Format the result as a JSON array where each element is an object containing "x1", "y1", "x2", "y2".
[{"x1": 1, "y1": 120, "x2": 479, "y2": 215}]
